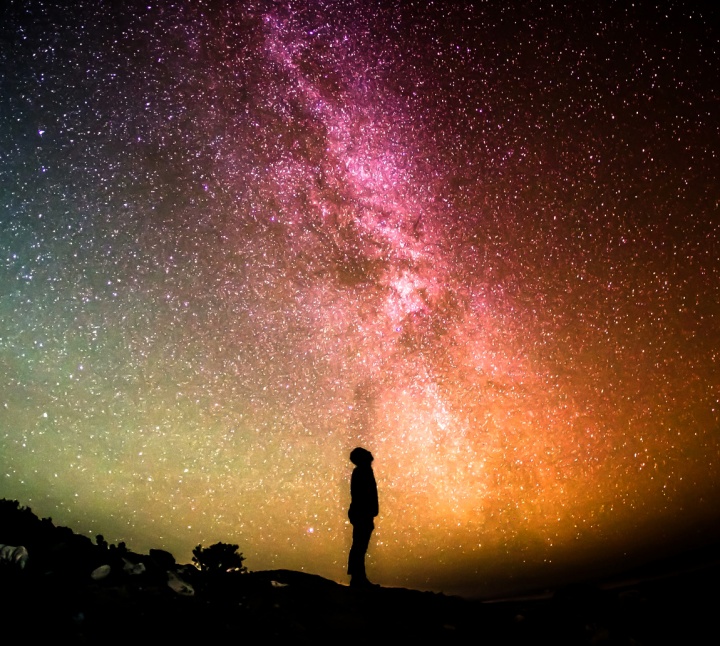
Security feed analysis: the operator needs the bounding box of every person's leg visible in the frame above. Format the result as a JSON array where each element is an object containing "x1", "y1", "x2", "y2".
[{"x1": 348, "y1": 519, "x2": 374, "y2": 583}]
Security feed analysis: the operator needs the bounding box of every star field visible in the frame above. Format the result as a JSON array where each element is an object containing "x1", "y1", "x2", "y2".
[{"x1": 1, "y1": 0, "x2": 719, "y2": 596}]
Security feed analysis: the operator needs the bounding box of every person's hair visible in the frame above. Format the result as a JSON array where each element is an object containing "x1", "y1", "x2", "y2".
[{"x1": 350, "y1": 447, "x2": 373, "y2": 465}]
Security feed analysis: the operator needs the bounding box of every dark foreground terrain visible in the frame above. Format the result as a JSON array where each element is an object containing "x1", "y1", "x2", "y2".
[{"x1": 1, "y1": 499, "x2": 719, "y2": 644}]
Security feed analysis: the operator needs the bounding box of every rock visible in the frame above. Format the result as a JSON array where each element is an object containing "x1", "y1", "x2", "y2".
[
  {"x1": 149, "y1": 549, "x2": 176, "y2": 570},
  {"x1": 91, "y1": 564, "x2": 112, "y2": 580},
  {"x1": 167, "y1": 570, "x2": 194, "y2": 596},
  {"x1": 123, "y1": 559, "x2": 146, "y2": 576},
  {"x1": 0, "y1": 544, "x2": 29, "y2": 570}
]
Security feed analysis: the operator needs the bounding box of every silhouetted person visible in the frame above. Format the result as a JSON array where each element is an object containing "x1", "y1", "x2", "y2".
[{"x1": 347, "y1": 447, "x2": 378, "y2": 588}]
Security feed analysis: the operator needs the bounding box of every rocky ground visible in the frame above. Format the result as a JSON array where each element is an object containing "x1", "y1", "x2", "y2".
[
  {"x1": 2, "y1": 561, "x2": 719, "y2": 644},
  {"x1": 1, "y1": 499, "x2": 718, "y2": 644}
]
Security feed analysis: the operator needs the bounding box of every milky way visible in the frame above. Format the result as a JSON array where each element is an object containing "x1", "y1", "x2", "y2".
[{"x1": 1, "y1": 0, "x2": 719, "y2": 596}]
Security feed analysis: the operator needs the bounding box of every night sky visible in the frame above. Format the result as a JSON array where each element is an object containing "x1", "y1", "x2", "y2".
[{"x1": 1, "y1": 0, "x2": 719, "y2": 597}]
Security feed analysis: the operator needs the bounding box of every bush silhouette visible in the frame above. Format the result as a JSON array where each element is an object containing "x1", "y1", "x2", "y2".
[{"x1": 192, "y1": 542, "x2": 247, "y2": 575}]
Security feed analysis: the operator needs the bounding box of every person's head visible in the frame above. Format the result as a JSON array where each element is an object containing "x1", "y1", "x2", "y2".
[{"x1": 350, "y1": 447, "x2": 374, "y2": 466}]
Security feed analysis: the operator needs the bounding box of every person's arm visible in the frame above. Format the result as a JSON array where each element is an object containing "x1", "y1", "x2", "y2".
[{"x1": 370, "y1": 471, "x2": 379, "y2": 517}]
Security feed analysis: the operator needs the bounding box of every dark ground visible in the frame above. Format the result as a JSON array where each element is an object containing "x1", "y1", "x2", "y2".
[
  {"x1": 2, "y1": 560, "x2": 719, "y2": 644},
  {"x1": 1, "y1": 499, "x2": 719, "y2": 644}
]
